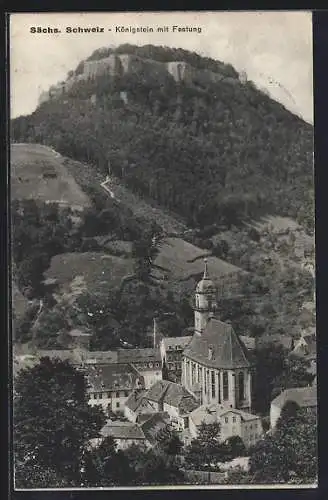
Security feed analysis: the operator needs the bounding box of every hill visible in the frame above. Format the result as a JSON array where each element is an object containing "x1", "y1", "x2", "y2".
[
  {"x1": 11, "y1": 143, "x2": 91, "y2": 210},
  {"x1": 11, "y1": 44, "x2": 313, "y2": 233}
]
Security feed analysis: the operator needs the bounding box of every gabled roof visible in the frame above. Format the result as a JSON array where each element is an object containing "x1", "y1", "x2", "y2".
[
  {"x1": 183, "y1": 318, "x2": 251, "y2": 369},
  {"x1": 140, "y1": 412, "x2": 171, "y2": 444},
  {"x1": 85, "y1": 363, "x2": 144, "y2": 392},
  {"x1": 101, "y1": 421, "x2": 146, "y2": 440},
  {"x1": 271, "y1": 385, "x2": 317, "y2": 410},
  {"x1": 162, "y1": 336, "x2": 192, "y2": 350},
  {"x1": 145, "y1": 380, "x2": 199, "y2": 414},
  {"x1": 125, "y1": 389, "x2": 147, "y2": 412}
]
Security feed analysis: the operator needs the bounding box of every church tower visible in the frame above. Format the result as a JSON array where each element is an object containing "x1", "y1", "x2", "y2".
[{"x1": 194, "y1": 258, "x2": 217, "y2": 335}]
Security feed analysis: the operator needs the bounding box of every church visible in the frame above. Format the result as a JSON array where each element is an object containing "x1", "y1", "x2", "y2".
[{"x1": 181, "y1": 259, "x2": 253, "y2": 412}]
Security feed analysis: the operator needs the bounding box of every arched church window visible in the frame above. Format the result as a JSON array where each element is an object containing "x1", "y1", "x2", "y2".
[
  {"x1": 223, "y1": 371, "x2": 229, "y2": 400},
  {"x1": 238, "y1": 371, "x2": 245, "y2": 401}
]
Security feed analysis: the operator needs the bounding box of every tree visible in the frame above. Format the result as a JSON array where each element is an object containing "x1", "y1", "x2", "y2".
[
  {"x1": 155, "y1": 424, "x2": 183, "y2": 456},
  {"x1": 124, "y1": 444, "x2": 185, "y2": 486},
  {"x1": 132, "y1": 222, "x2": 163, "y2": 282},
  {"x1": 83, "y1": 436, "x2": 134, "y2": 487},
  {"x1": 14, "y1": 357, "x2": 106, "y2": 487},
  {"x1": 249, "y1": 407, "x2": 317, "y2": 484},
  {"x1": 184, "y1": 422, "x2": 223, "y2": 468}
]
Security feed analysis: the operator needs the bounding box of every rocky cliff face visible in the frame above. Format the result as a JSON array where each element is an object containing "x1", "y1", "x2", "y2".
[{"x1": 38, "y1": 53, "x2": 241, "y2": 105}]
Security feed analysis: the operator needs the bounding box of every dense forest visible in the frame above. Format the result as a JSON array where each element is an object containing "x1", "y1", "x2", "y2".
[{"x1": 11, "y1": 44, "x2": 314, "y2": 232}]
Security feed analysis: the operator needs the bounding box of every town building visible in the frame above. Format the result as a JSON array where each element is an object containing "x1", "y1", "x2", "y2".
[
  {"x1": 188, "y1": 403, "x2": 263, "y2": 448},
  {"x1": 124, "y1": 380, "x2": 199, "y2": 431},
  {"x1": 270, "y1": 384, "x2": 317, "y2": 429},
  {"x1": 160, "y1": 335, "x2": 192, "y2": 381},
  {"x1": 99, "y1": 420, "x2": 148, "y2": 450},
  {"x1": 85, "y1": 363, "x2": 145, "y2": 415},
  {"x1": 182, "y1": 259, "x2": 253, "y2": 411},
  {"x1": 117, "y1": 348, "x2": 162, "y2": 389}
]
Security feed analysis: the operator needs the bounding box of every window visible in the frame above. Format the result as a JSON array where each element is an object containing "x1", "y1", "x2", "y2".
[
  {"x1": 211, "y1": 371, "x2": 215, "y2": 398},
  {"x1": 225, "y1": 417, "x2": 228, "y2": 423},
  {"x1": 232, "y1": 416, "x2": 236, "y2": 423},
  {"x1": 124, "y1": 391, "x2": 129, "y2": 397},
  {"x1": 155, "y1": 363, "x2": 159, "y2": 367},
  {"x1": 238, "y1": 371, "x2": 245, "y2": 402},
  {"x1": 149, "y1": 363, "x2": 153, "y2": 368},
  {"x1": 107, "y1": 392, "x2": 111, "y2": 398},
  {"x1": 99, "y1": 393, "x2": 103, "y2": 399},
  {"x1": 184, "y1": 417, "x2": 189, "y2": 429},
  {"x1": 116, "y1": 402, "x2": 120, "y2": 408},
  {"x1": 116, "y1": 392, "x2": 120, "y2": 398},
  {"x1": 94, "y1": 393, "x2": 98, "y2": 400},
  {"x1": 223, "y1": 371, "x2": 229, "y2": 400}
]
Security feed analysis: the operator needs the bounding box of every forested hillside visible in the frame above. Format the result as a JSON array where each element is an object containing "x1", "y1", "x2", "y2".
[{"x1": 11, "y1": 44, "x2": 313, "y2": 232}]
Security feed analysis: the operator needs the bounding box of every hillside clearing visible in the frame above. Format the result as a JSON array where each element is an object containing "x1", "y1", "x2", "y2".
[
  {"x1": 44, "y1": 252, "x2": 134, "y2": 298},
  {"x1": 11, "y1": 143, "x2": 91, "y2": 210}
]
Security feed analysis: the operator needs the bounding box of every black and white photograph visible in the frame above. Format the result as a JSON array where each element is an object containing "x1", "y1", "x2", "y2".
[{"x1": 10, "y1": 11, "x2": 316, "y2": 489}]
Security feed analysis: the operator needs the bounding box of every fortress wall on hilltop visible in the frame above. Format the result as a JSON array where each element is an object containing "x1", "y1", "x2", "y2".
[{"x1": 38, "y1": 53, "x2": 240, "y2": 105}]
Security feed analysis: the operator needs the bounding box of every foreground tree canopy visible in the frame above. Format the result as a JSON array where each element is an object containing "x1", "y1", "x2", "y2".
[{"x1": 14, "y1": 357, "x2": 106, "y2": 487}]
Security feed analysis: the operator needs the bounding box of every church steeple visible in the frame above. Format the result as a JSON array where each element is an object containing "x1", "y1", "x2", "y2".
[
  {"x1": 203, "y1": 257, "x2": 209, "y2": 279},
  {"x1": 194, "y1": 258, "x2": 217, "y2": 336}
]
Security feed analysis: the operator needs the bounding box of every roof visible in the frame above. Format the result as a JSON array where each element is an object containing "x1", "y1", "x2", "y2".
[
  {"x1": 271, "y1": 386, "x2": 317, "y2": 410},
  {"x1": 190, "y1": 403, "x2": 260, "y2": 427},
  {"x1": 117, "y1": 348, "x2": 161, "y2": 364},
  {"x1": 85, "y1": 363, "x2": 144, "y2": 392},
  {"x1": 183, "y1": 318, "x2": 251, "y2": 369},
  {"x1": 85, "y1": 350, "x2": 118, "y2": 364},
  {"x1": 162, "y1": 336, "x2": 192, "y2": 350},
  {"x1": 145, "y1": 380, "x2": 199, "y2": 415},
  {"x1": 125, "y1": 389, "x2": 147, "y2": 412},
  {"x1": 140, "y1": 412, "x2": 171, "y2": 444},
  {"x1": 101, "y1": 421, "x2": 146, "y2": 440}
]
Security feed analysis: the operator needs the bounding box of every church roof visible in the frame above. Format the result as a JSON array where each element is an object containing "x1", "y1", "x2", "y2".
[{"x1": 183, "y1": 317, "x2": 251, "y2": 369}]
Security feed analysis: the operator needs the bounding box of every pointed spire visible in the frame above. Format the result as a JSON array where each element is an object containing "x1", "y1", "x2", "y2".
[{"x1": 203, "y1": 257, "x2": 209, "y2": 279}]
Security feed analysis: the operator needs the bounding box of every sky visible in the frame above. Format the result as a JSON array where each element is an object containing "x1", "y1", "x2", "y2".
[{"x1": 10, "y1": 11, "x2": 313, "y2": 123}]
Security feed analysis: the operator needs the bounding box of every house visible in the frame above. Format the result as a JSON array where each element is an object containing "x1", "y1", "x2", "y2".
[
  {"x1": 99, "y1": 420, "x2": 148, "y2": 450},
  {"x1": 85, "y1": 363, "x2": 145, "y2": 415},
  {"x1": 160, "y1": 336, "x2": 192, "y2": 381},
  {"x1": 139, "y1": 412, "x2": 171, "y2": 446},
  {"x1": 124, "y1": 389, "x2": 149, "y2": 422},
  {"x1": 181, "y1": 259, "x2": 253, "y2": 412},
  {"x1": 143, "y1": 380, "x2": 199, "y2": 431},
  {"x1": 270, "y1": 385, "x2": 317, "y2": 429},
  {"x1": 291, "y1": 329, "x2": 317, "y2": 376},
  {"x1": 117, "y1": 348, "x2": 162, "y2": 389},
  {"x1": 124, "y1": 380, "x2": 198, "y2": 431},
  {"x1": 188, "y1": 403, "x2": 263, "y2": 449}
]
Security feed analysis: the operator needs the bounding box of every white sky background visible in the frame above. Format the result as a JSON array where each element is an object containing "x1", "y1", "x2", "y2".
[{"x1": 10, "y1": 11, "x2": 313, "y2": 123}]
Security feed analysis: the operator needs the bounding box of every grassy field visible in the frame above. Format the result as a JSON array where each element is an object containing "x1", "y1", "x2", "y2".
[
  {"x1": 155, "y1": 237, "x2": 242, "y2": 280},
  {"x1": 11, "y1": 143, "x2": 91, "y2": 209},
  {"x1": 44, "y1": 252, "x2": 135, "y2": 297}
]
